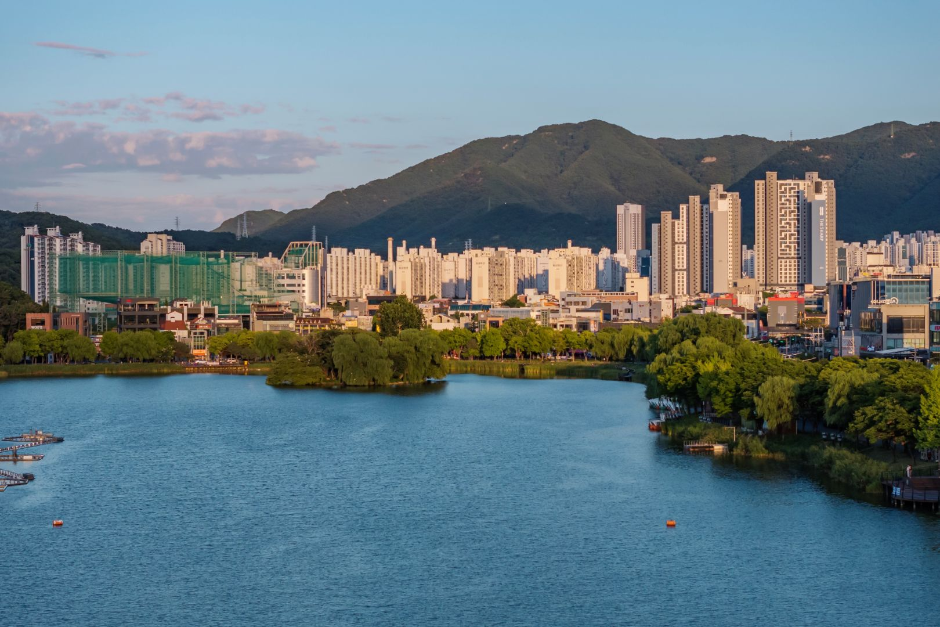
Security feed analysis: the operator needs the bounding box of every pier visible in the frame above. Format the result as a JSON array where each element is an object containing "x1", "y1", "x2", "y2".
[
  {"x1": 0, "y1": 468, "x2": 34, "y2": 492},
  {"x1": 0, "y1": 440, "x2": 46, "y2": 462},
  {"x1": 683, "y1": 440, "x2": 729, "y2": 455},
  {"x1": 882, "y1": 477, "x2": 940, "y2": 511},
  {"x1": 0, "y1": 431, "x2": 61, "y2": 492},
  {"x1": 184, "y1": 364, "x2": 250, "y2": 374}
]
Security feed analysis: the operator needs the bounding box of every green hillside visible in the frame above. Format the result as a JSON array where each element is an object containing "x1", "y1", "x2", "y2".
[
  {"x1": 213, "y1": 209, "x2": 287, "y2": 236},
  {"x1": 248, "y1": 119, "x2": 940, "y2": 251}
]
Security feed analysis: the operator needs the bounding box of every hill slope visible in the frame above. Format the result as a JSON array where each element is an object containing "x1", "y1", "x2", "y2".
[
  {"x1": 213, "y1": 209, "x2": 287, "y2": 236},
  {"x1": 248, "y1": 119, "x2": 940, "y2": 251}
]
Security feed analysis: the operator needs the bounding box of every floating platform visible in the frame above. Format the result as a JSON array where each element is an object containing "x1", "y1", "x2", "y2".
[
  {"x1": 3, "y1": 430, "x2": 64, "y2": 443},
  {"x1": 0, "y1": 454, "x2": 44, "y2": 462},
  {"x1": 684, "y1": 441, "x2": 729, "y2": 455}
]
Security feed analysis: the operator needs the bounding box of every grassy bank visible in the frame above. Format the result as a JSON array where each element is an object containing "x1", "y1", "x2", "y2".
[
  {"x1": 0, "y1": 363, "x2": 188, "y2": 378},
  {"x1": 659, "y1": 416, "x2": 923, "y2": 493},
  {"x1": 444, "y1": 359, "x2": 646, "y2": 382}
]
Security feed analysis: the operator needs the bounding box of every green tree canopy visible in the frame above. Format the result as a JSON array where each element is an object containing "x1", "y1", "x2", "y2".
[
  {"x1": 755, "y1": 375, "x2": 798, "y2": 433},
  {"x1": 374, "y1": 296, "x2": 424, "y2": 337}
]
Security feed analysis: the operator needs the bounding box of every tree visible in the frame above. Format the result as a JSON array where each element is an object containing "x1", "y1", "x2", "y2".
[
  {"x1": 501, "y1": 295, "x2": 525, "y2": 308},
  {"x1": 479, "y1": 329, "x2": 506, "y2": 359},
  {"x1": 754, "y1": 375, "x2": 798, "y2": 434},
  {"x1": 253, "y1": 331, "x2": 279, "y2": 361},
  {"x1": 63, "y1": 335, "x2": 96, "y2": 363},
  {"x1": 916, "y1": 367, "x2": 940, "y2": 453},
  {"x1": 0, "y1": 281, "x2": 43, "y2": 342},
  {"x1": 374, "y1": 296, "x2": 424, "y2": 337},
  {"x1": 825, "y1": 368, "x2": 881, "y2": 428},
  {"x1": 14, "y1": 330, "x2": 43, "y2": 362},
  {"x1": 266, "y1": 353, "x2": 327, "y2": 387},
  {"x1": 332, "y1": 333, "x2": 392, "y2": 386},
  {"x1": 1, "y1": 339, "x2": 24, "y2": 365},
  {"x1": 850, "y1": 397, "x2": 914, "y2": 461}
]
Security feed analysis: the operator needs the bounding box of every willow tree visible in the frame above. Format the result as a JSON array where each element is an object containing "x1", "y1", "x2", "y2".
[{"x1": 755, "y1": 375, "x2": 798, "y2": 435}]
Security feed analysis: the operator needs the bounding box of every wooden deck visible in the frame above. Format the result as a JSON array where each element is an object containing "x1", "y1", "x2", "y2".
[{"x1": 883, "y1": 477, "x2": 940, "y2": 511}]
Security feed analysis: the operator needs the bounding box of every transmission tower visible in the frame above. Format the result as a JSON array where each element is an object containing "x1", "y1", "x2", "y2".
[{"x1": 174, "y1": 216, "x2": 180, "y2": 230}]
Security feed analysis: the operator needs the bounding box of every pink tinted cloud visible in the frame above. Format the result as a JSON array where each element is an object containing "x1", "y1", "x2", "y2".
[
  {"x1": 52, "y1": 98, "x2": 126, "y2": 116},
  {"x1": 318, "y1": 125, "x2": 337, "y2": 133},
  {"x1": 347, "y1": 117, "x2": 370, "y2": 124},
  {"x1": 34, "y1": 41, "x2": 148, "y2": 59},
  {"x1": 0, "y1": 111, "x2": 340, "y2": 186}
]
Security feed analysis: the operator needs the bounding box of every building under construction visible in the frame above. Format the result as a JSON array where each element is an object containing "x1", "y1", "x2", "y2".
[{"x1": 55, "y1": 242, "x2": 325, "y2": 315}]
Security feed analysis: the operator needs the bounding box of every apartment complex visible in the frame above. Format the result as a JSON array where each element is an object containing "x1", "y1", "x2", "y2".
[
  {"x1": 21, "y1": 226, "x2": 101, "y2": 306},
  {"x1": 140, "y1": 233, "x2": 186, "y2": 255},
  {"x1": 326, "y1": 247, "x2": 383, "y2": 299},
  {"x1": 754, "y1": 171, "x2": 836, "y2": 290}
]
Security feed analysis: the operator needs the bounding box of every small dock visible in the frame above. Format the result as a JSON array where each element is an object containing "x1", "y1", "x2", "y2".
[
  {"x1": 0, "y1": 468, "x2": 35, "y2": 491},
  {"x1": 0, "y1": 431, "x2": 61, "y2": 492},
  {"x1": 883, "y1": 477, "x2": 940, "y2": 511},
  {"x1": 684, "y1": 440, "x2": 729, "y2": 455},
  {"x1": 0, "y1": 440, "x2": 46, "y2": 462},
  {"x1": 184, "y1": 365, "x2": 250, "y2": 374}
]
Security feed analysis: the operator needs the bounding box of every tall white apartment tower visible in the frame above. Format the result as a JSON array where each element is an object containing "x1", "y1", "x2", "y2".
[
  {"x1": 616, "y1": 203, "x2": 645, "y2": 255},
  {"x1": 755, "y1": 171, "x2": 836, "y2": 290},
  {"x1": 708, "y1": 184, "x2": 742, "y2": 293}
]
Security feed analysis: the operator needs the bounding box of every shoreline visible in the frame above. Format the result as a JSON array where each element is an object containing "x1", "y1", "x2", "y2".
[{"x1": 0, "y1": 361, "x2": 917, "y2": 508}]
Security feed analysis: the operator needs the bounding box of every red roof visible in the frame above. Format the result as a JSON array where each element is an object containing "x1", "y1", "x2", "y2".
[{"x1": 161, "y1": 321, "x2": 187, "y2": 331}]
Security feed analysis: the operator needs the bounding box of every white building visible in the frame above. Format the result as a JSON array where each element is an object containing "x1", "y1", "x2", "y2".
[
  {"x1": 616, "y1": 203, "x2": 645, "y2": 255},
  {"x1": 708, "y1": 184, "x2": 742, "y2": 293},
  {"x1": 21, "y1": 226, "x2": 101, "y2": 306},
  {"x1": 140, "y1": 233, "x2": 186, "y2": 255},
  {"x1": 327, "y1": 247, "x2": 383, "y2": 299}
]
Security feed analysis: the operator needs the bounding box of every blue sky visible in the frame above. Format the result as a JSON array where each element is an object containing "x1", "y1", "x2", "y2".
[{"x1": 2, "y1": 0, "x2": 938, "y2": 230}]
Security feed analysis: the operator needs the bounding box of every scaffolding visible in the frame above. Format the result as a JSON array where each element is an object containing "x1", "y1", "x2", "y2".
[{"x1": 56, "y1": 251, "x2": 280, "y2": 315}]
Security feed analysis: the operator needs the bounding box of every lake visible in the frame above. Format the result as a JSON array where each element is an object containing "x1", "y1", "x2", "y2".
[{"x1": 2, "y1": 374, "x2": 939, "y2": 625}]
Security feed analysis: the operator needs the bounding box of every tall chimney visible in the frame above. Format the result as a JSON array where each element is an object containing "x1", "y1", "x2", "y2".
[
  {"x1": 387, "y1": 237, "x2": 394, "y2": 264},
  {"x1": 567, "y1": 239, "x2": 572, "y2": 249},
  {"x1": 431, "y1": 237, "x2": 437, "y2": 250}
]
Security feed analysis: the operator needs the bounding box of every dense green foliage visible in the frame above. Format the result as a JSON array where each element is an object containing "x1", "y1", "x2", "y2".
[
  {"x1": 647, "y1": 313, "x2": 938, "y2": 458},
  {"x1": 98, "y1": 330, "x2": 177, "y2": 362},
  {"x1": 0, "y1": 281, "x2": 44, "y2": 341},
  {"x1": 9, "y1": 329, "x2": 97, "y2": 364},
  {"x1": 265, "y1": 328, "x2": 446, "y2": 388},
  {"x1": 373, "y1": 296, "x2": 424, "y2": 337}
]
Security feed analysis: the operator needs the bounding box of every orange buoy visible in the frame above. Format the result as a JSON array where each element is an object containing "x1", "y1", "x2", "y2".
[
  {"x1": 52, "y1": 520, "x2": 64, "y2": 527},
  {"x1": 666, "y1": 520, "x2": 676, "y2": 527}
]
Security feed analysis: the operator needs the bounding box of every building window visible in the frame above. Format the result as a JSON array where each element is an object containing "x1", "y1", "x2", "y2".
[{"x1": 886, "y1": 316, "x2": 925, "y2": 334}]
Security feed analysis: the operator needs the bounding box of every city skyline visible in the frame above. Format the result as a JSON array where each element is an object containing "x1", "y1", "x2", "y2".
[{"x1": 3, "y1": 1, "x2": 939, "y2": 230}]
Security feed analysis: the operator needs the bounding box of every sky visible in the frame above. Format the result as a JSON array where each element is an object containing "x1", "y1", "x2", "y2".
[{"x1": 2, "y1": 0, "x2": 938, "y2": 231}]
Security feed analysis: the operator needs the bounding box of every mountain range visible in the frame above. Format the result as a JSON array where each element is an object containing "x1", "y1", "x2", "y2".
[
  {"x1": 3, "y1": 119, "x2": 939, "y2": 286},
  {"x1": 215, "y1": 119, "x2": 940, "y2": 252}
]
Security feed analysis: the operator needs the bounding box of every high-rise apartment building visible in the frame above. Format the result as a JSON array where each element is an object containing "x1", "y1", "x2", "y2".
[
  {"x1": 708, "y1": 184, "x2": 742, "y2": 293},
  {"x1": 394, "y1": 239, "x2": 442, "y2": 299},
  {"x1": 326, "y1": 247, "x2": 383, "y2": 299},
  {"x1": 21, "y1": 226, "x2": 101, "y2": 306},
  {"x1": 754, "y1": 171, "x2": 836, "y2": 290},
  {"x1": 616, "y1": 203, "x2": 645, "y2": 255},
  {"x1": 140, "y1": 233, "x2": 186, "y2": 255}
]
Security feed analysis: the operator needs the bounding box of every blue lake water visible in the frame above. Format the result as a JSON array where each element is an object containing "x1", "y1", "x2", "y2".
[{"x1": 2, "y1": 374, "x2": 939, "y2": 625}]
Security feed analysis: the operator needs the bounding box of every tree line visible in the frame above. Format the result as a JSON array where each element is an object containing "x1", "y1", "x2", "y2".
[{"x1": 645, "y1": 313, "x2": 940, "y2": 461}]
